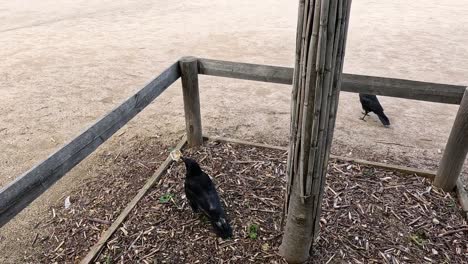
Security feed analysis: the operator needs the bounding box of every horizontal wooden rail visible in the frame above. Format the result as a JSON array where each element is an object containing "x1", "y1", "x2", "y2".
[
  {"x1": 198, "y1": 58, "x2": 293, "y2": 85},
  {"x1": 198, "y1": 58, "x2": 466, "y2": 104},
  {"x1": 206, "y1": 135, "x2": 437, "y2": 179},
  {"x1": 343, "y1": 74, "x2": 466, "y2": 105},
  {"x1": 0, "y1": 62, "x2": 181, "y2": 228}
]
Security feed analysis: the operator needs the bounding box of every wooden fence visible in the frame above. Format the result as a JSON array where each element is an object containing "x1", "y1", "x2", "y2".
[{"x1": 0, "y1": 57, "x2": 466, "y2": 228}]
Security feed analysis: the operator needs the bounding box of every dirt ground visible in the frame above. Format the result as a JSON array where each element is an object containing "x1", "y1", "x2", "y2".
[{"x1": 1, "y1": 0, "x2": 468, "y2": 262}]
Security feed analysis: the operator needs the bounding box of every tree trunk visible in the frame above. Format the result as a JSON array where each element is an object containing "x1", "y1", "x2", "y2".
[
  {"x1": 280, "y1": 0, "x2": 352, "y2": 263},
  {"x1": 434, "y1": 87, "x2": 468, "y2": 191}
]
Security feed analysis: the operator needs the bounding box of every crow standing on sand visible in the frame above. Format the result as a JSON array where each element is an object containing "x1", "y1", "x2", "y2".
[
  {"x1": 181, "y1": 157, "x2": 233, "y2": 239},
  {"x1": 359, "y1": 94, "x2": 390, "y2": 127}
]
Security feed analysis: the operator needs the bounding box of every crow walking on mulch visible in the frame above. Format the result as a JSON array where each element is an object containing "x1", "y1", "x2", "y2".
[
  {"x1": 359, "y1": 93, "x2": 390, "y2": 127},
  {"x1": 181, "y1": 157, "x2": 233, "y2": 239}
]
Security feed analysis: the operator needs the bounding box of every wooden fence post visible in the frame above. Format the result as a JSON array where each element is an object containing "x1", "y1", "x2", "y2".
[
  {"x1": 435, "y1": 87, "x2": 468, "y2": 191},
  {"x1": 179, "y1": 56, "x2": 203, "y2": 147}
]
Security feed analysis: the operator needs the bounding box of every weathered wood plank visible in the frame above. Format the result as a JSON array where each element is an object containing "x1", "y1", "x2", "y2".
[
  {"x1": 435, "y1": 87, "x2": 468, "y2": 191},
  {"x1": 80, "y1": 137, "x2": 187, "y2": 263},
  {"x1": 198, "y1": 58, "x2": 293, "y2": 85},
  {"x1": 331, "y1": 155, "x2": 436, "y2": 180},
  {"x1": 0, "y1": 63, "x2": 181, "y2": 228},
  {"x1": 197, "y1": 58, "x2": 466, "y2": 104},
  {"x1": 180, "y1": 56, "x2": 203, "y2": 147},
  {"x1": 343, "y1": 74, "x2": 465, "y2": 104}
]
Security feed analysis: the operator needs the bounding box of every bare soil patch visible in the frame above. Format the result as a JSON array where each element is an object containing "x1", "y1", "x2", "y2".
[{"x1": 27, "y1": 140, "x2": 467, "y2": 263}]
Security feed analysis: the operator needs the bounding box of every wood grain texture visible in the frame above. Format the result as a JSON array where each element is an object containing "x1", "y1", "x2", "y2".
[
  {"x1": 180, "y1": 56, "x2": 203, "y2": 147},
  {"x1": 198, "y1": 58, "x2": 293, "y2": 85},
  {"x1": 197, "y1": 58, "x2": 465, "y2": 104},
  {"x1": 0, "y1": 63, "x2": 181, "y2": 228},
  {"x1": 435, "y1": 87, "x2": 468, "y2": 191}
]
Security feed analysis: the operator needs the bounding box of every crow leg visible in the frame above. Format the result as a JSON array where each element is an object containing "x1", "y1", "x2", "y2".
[{"x1": 360, "y1": 112, "x2": 369, "y2": 121}]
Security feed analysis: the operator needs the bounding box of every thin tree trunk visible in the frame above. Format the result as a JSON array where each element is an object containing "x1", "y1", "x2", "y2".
[{"x1": 280, "y1": 1, "x2": 352, "y2": 263}]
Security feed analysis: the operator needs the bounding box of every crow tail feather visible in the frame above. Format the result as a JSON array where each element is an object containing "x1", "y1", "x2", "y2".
[
  {"x1": 211, "y1": 217, "x2": 233, "y2": 239},
  {"x1": 377, "y1": 112, "x2": 390, "y2": 126}
]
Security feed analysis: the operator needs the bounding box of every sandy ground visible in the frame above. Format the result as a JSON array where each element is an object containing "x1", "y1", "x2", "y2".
[{"x1": 1, "y1": 0, "x2": 468, "y2": 262}]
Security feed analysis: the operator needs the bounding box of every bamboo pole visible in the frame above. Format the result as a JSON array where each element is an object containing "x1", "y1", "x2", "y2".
[
  {"x1": 280, "y1": 0, "x2": 352, "y2": 263},
  {"x1": 179, "y1": 56, "x2": 203, "y2": 147},
  {"x1": 434, "y1": 87, "x2": 468, "y2": 191},
  {"x1": 285, "y1": 0, "x2": 307, "y2": 224}
]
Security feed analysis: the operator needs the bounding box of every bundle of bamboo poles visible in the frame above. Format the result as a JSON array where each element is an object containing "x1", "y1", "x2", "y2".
[{"x1": 281, "y1": 0, "x2": 352, "y2": 263}]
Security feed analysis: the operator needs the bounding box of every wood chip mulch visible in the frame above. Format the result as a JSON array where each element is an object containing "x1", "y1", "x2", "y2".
[
  {"x1": 90, "y1": 140, "x2": 467, "y2": 264},
  {"x1": 24, "y1": 138, "x2": 169, "y2": 263}
]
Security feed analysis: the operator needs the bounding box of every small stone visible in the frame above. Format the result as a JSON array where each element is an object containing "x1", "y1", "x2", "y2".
[
  {"x1": 432, "y1": 218, "x2": 440, "y2": 225},
  {"x1": 432, "y1": 248, "x2": 438, "y2": 255},
  {"x1": 64, "y1": 196, "x2": 71, "y2": 209},
  {"x1": 320, "y1": 218, "x2": 327, "y2": 225}
]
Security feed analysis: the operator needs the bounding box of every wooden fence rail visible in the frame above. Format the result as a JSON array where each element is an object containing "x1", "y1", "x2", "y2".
[{"x1": 198, "y1": 58, "x2": 466, "y2": 104}]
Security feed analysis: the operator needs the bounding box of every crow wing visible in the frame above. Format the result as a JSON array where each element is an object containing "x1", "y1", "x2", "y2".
[
  {"x1": 185, "y1": 172, "x2": 224, "y2": 218},
  {"x1": 360, "y1": 94, "x2": 384, "y2": 113}
]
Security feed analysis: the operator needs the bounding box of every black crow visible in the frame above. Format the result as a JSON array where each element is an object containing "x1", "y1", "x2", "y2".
[
  {"x1": 359, "y1": 94, "x2": 390, "y2": 127},
  {"x1": 181, "y1": 157, "x2": 233, "y2": 239}
]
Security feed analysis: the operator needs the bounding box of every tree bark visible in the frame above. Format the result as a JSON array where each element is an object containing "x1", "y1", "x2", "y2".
[
  {"x1": 280, "y1": 0, "x2": 352, "y2": 263},
  {"x1": 434, "y1": 87, "x2": 468, "y2": 191}
]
